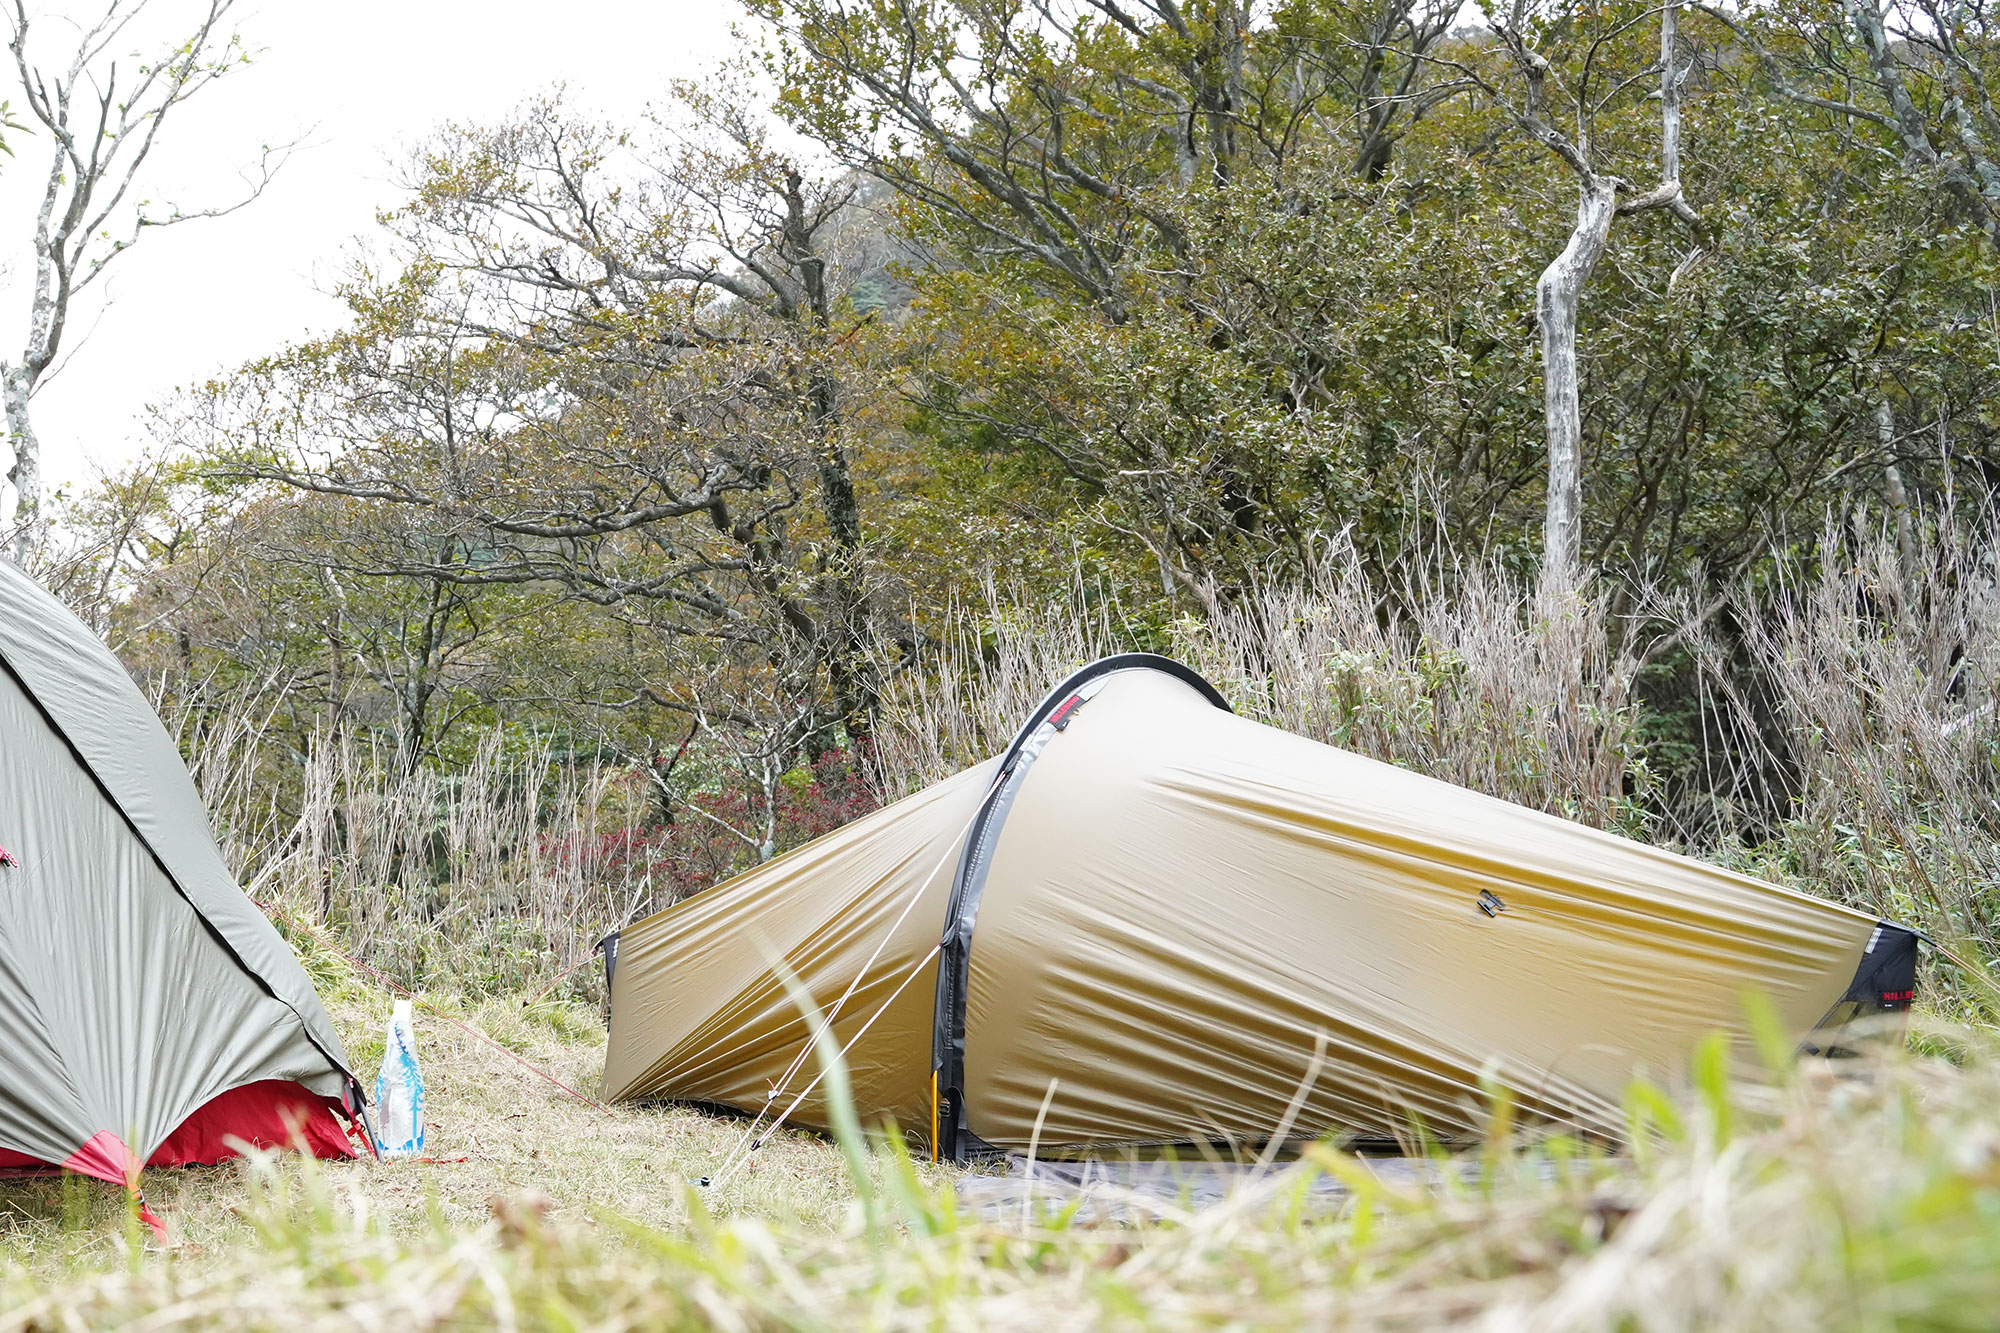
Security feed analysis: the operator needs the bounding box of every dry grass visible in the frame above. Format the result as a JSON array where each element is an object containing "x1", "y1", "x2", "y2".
[
  {"x1": 15, "y1": 528, "x2": 1988, "y2": 1326},
  {"x1": 161, "y1": 527, "x2": 2000, "y2": 1011},
  {"x1": 0, "y1": 982, "x2": 1995, "y2": 1330},
  {"x1": 1174, "y1": 556, "x2": 1642, "y2": 829},
  {"x1": 870, "y1": 572, "x2": 1126, "y2": 798},
  {"x1": 161, "y1": 711, "x2": 671, "y2": 1004},
  {"x1": 0, "y1": 963, "x2": 946, "y2": 1277},
  {"x1": 874, "y1": 542, "x2": 1643, "y2": 832},
  {"x1": 1696, "y1": 523, "x2": 2000, "y2": 965}
]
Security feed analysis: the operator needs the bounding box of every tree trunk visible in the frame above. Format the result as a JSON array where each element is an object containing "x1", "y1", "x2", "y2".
[
  {"x1": 3, "y1": 363, "x2": 40, "y2": 563},
  {"x1": 781, "y1": 167, "x2": 878, "y2": 753},
  {"x1": 1200, "y1": 2, "x2": 1248, "y2": 187},
  {"x1": 1879, "y1": 398, "x2": 1920, "y2": 614},
  {"x1": 1536, "y1": 175, "x2": 1618, "y2": 595}
]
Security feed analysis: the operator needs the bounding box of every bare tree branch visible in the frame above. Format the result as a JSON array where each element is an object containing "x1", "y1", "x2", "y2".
[{"x1": 1, "y1": 0, "x2": 275, "y2": 563}]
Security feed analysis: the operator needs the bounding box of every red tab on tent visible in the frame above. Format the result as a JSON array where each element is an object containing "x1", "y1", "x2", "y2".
[
  {"x1": 63, "y1": 1130, "x2": 140, "y2": 1186},
  {"x1": 0, "y1": 845, "x2": 14, "y2": 867},
  {"x1": 61, "y1": 1131, "x2": 165, "y2": 1240}
]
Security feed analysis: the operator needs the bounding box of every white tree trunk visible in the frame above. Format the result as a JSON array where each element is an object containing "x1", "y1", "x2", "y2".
[
  {"x1": 3, "y1": 363, "x2": 40, "y2": 563},
  {"x1": 1879, "y1": 398, "x2": 1919, "y2": 599},
  {"x1": 1508, "y1": 1, "x2": 1698, "y2": 598},
  {"x1": 1536, "y1": 175, "x2": 1618, "y2": 595},
  {"x1": 0, "y1": 0, "x2": 258, "y2": 565},
  {"x1": 6, "y1": 138, "x2": 62, "y2": 566}
]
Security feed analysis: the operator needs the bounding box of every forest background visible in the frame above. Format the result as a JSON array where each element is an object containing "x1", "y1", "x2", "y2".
[{"x1": 7, "y1": 0, "x2": 1999, "y2": 1006}]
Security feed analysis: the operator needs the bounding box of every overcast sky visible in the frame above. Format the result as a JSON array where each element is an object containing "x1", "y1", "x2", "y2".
[{"x1": 0, "y1": 0, "x2": 740, "y2": 501}]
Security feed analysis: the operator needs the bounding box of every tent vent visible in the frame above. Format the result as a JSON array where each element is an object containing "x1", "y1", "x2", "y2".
[{"x1": 1477, "y1": 890, "x2": 1506, "y2": 918}]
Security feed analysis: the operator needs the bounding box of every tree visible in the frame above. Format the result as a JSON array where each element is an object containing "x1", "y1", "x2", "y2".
[
  {"x1": 1436, "y1": 1, "x2": 1709, "y2": 593},
  {"x1": 58, "y1": 5, "x2": 2000, "y2": 918},
  {"x1": 748, "y1": 0, "x2": 1463, "y2": 600},
  {"x1": 750, "y1": 0, "x2": 1458, "y2": 320},
  {"x1": 1703, "y1": 0, "x2": 2000, "y2": 254},
  {"x1": 204, "y1": 89, "x2": 900, "y2": 779},
  {"x1": 2, "y1": 0, "x2": 276, "y2": 563}
]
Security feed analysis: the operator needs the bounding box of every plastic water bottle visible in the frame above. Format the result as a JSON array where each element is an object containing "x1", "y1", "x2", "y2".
[{"x1": 371, "y1": 999, "x2": 426, "y2": 1157}]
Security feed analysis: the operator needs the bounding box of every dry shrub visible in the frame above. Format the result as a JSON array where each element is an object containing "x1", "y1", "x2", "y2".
[
  {"x1": 235, "y1": 727, "x2": 660, "y2": 999},
  {"x1": 156, "y1": 696, "x2": 703, "y2": 999},
  {"x1": 1699, "y1": 519, "x2": 2000, "y2": 959},
  {"x1": 1177, "y1": 552, "x2": 1643, "y2": 829},
  {"x1": 876, "y1": 542, "x2": 1646, "y2": 830},
  {"x1": 870, "y1": 575, "x2": 1124, "y2": 796},
  {"x1": 166, "y1": 705, "x2": 888, "y2": 999}
]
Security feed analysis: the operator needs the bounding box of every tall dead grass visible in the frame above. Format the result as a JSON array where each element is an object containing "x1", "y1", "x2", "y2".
[
  {"x1": 875, "y1": 542, "x2": 1646, "y2": 830},
  {"x1": 1695, "y1": 521, "x2": 2000, "y2": 963},
  {"x1": 875, "y1": 524, "x2": 2000, "y2": 967},
  {"x1": 150, "y1": 521, "x2": 2000, "y2": 1005},
  {"x1": 870, "y1": 574, "x2": 1130, "y2": 796},
  {"x1": 160, "y1": 698, "x2": 665, "y2": 999},
  {"x1": 1178, "y1": 558, "x2": 1642, "y2": 829}
]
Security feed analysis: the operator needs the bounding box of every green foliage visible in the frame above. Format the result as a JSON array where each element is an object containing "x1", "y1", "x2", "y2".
[
  {"x1": 878, "y1": 23, "x2": 2000, "y2": 592},
  {"x1": 31, "y1": 0, "x2": 2000, "y2": 1026}
]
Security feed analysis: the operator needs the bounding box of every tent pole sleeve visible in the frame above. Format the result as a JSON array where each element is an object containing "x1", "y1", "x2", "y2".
[{"x1": 928, "y1": 654, "x2": 1230, "y2": 1162}]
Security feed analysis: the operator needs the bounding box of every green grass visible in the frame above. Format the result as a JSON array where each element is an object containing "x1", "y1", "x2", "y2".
[
  {"x1": 2, "y1": 980, "x2": 1999, "y2": 1329},
  {"x1": 0, "y1": 988, "x2": 942, "y2": 1274}
]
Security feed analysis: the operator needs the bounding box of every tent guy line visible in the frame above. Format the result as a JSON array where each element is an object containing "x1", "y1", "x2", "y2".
[
  {"x1": 705, "y1": 763, "x2": 1010, "y2": 1189},
  {"x1": 708, "y1": 939, "x2": 946, "y2": 1193}
]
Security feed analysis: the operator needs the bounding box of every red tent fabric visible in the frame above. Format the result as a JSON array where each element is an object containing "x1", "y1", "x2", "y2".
[{"x1": 0, "y1": 1080, "x2": 357, "y2": 1175}]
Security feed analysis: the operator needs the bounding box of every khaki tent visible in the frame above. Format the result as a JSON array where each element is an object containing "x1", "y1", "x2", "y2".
[
  {"x1": 603, "y1": 654, "x2": 1916, "y2": 1158},
  {"x1": 0, "y1": 559, "x2": 362, "y2": 1201}
]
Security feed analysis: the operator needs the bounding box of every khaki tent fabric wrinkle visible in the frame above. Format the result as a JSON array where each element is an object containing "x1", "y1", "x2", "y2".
[
  {"x1": 606, "y1": 659, "x2": 1892, "y2": 1157},
  {"x1": 603, "y1": 761, "x2": 998, "y2": 1127}
]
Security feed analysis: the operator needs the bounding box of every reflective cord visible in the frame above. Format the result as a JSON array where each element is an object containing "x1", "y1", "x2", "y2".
[
  {"x1": 708, "y1": 941, "x2": 944, "y2": 1192},
  {"x1": 705, "y1": 765, "x2": 1005, "y2": 1188},
  {"x1": 768, "y1": 765, "x2": 1003, "y2": 1103}
]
